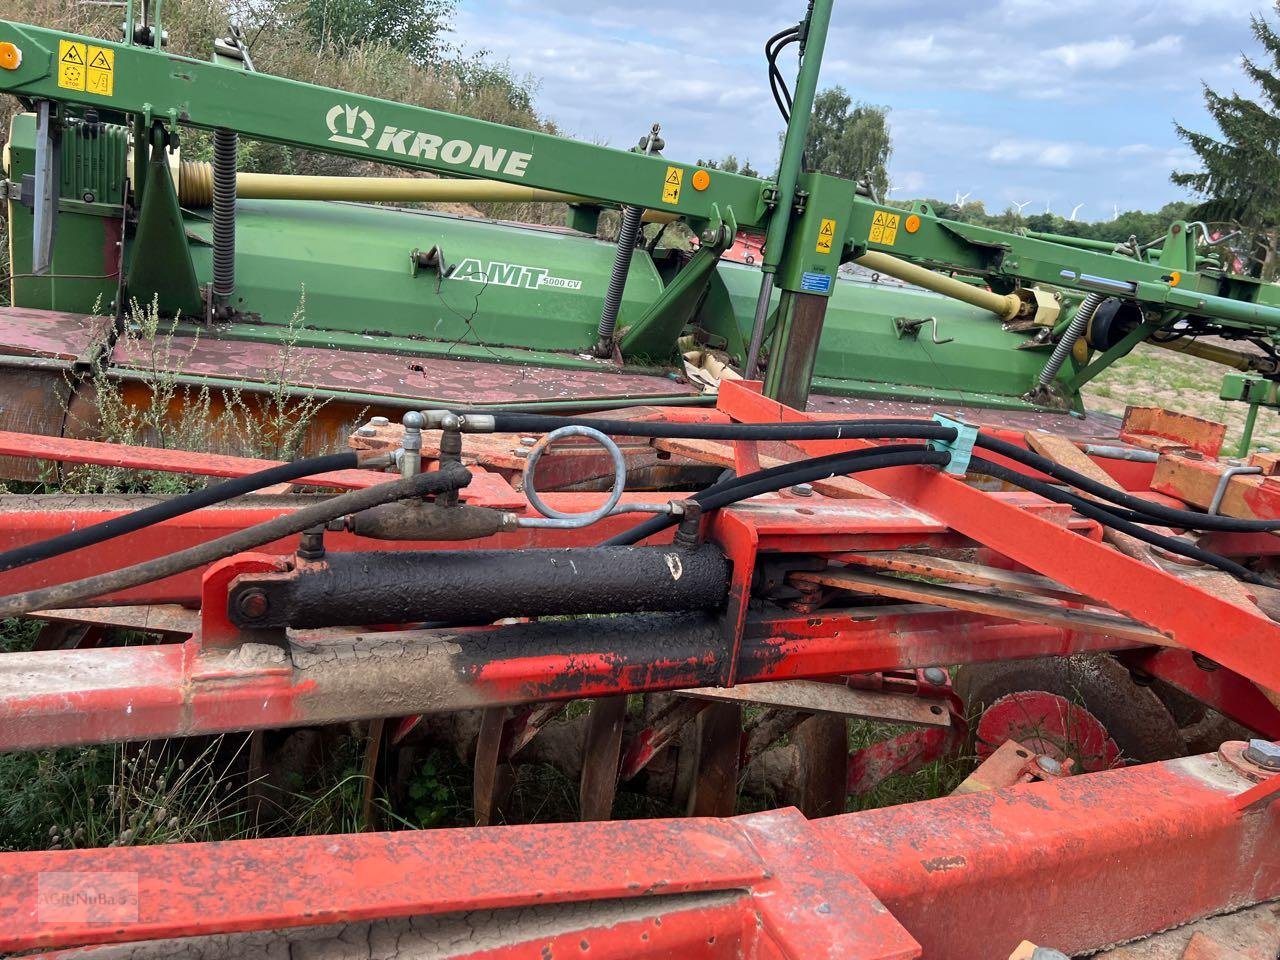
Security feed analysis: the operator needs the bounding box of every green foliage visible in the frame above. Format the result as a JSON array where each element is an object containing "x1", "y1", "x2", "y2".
[
  {"x1": 403, "y1": 747, "x2": 469, "y2": 827},
  {"x1": 1173, "y1": 4, "x2": 1280, "y2": 279},
  {"x1": 917, "y1": 198, "x2": 1196, "y2": 247},
  {"x1": 301, "y1": 0, "x2": 458, "y2": 67},
  {"x1": 0, "y1": 737, "x2": 255, "y2": 852},
  {"x1": 696, "y1": 155, "x2": 762, "y2": 178},
  {"x1": 805, "y1": 87, "x2": 892, "y2": 199}
]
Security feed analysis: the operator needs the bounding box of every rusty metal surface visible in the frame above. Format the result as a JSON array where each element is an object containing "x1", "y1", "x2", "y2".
[
  {"x1": 36, "y1": 604, "x2": 198, "y2": 636},
  {"x1": 791, "y1": 712, "x2": 849, "y2": 818},
  {"x1": 795, "y1": 566, "x2": 1170, "y2": 646},
  {"x1": 835, "y1": 551, "x2": 1085, "y2": 603},
  {"x1": 0, "y1": 307, "x2": 112, "y2": 360},
  {"x1": 678, "y1": 680, "x2": 951, "y2": 727},
  {"x1": 110, "y1": 335, "x2": 701, "y2": 404},
  {"x1": 1121, "y1": 406, "x2": 1227, "y2": 457},
  {"x1": 806, "y1": 391, "x2": 1125, "y2": 440},
  {"x1": 578, "y1": 696, "x2": 627, "y2": 821},
  {"x1": 1151, "y1": 452, "x2": 1280, "y2": 522},
  {"x1": 685, "y1": 703, "x2": 741, "y2": 818},
  {"x1": 951, "y1": 738, "x2": 1072, "y2": 795}
]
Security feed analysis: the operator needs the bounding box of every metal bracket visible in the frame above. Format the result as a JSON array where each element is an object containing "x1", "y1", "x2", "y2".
[
  {"x1": 894, "y1": 316, "x2": 953, "y2": 344},
  {"x1": 30, "y1": 99, "x2": 60, "y2": 276},
  {"x1": 410, "y1": 245, "x2": 455, "y2": 293},
  {"x1": 928, "y1": 413, "x2": 978, "y2": 475}
]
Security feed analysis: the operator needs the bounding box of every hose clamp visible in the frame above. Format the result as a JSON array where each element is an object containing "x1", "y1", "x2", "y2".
[{"x1": 928, "y1": 414, "x2": 977, "y2": 475}]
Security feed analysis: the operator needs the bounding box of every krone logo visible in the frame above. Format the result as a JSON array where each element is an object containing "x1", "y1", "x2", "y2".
[{"x1": 326, "y1": 104, "x2": 375, "y2": 148}]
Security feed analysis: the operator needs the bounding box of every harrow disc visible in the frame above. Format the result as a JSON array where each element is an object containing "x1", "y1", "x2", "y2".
[{"x1": 956, "y1": 654, "x2": 1185, "y2": 767}]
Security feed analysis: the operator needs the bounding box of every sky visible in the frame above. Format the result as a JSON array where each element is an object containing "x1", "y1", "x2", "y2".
[{"x1": 453, "y1": 0, "x2": 1267, "y2": 222}]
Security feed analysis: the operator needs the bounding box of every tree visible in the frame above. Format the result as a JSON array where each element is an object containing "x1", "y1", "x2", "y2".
[
  {"x1": 696, "y1": 155, "x2": 761, "y2": 178},
  {"x1": 804, "y1": 87, "x2": 892, "y2": 199},
  {"x1": 303, "y1": 0, "x2": 459, "y2": 66},
  {"x1": 1173, "y1": 5, "x2": 1280, "y2": 279}
]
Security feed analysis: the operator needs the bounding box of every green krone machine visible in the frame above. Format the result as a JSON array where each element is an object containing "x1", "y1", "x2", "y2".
[{"x1": 3, "y1": 0, "x2": 1280, "y2": 452}]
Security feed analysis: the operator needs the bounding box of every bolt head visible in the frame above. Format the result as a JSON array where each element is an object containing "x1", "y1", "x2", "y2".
[
  {"x1": 1244, "y1": 739, "x2": 1280, "y2": 771},
  {"x1": 356, "y1": 426, "x2": 377, "y2": 437},
  {"x1": 235, "y1": 588, "x2": 269, "y2": 621},
  {"x1": 513, "y1": 448, "x2": 530, "y2": 458},
  {"x1": 922, "y1": 666, "x2": 947, "y2": 685},
  {"x1": 370, "y1": 416, "x2": 390, "y2": 426},
  {"x1": 520, "y1": 436, "x2": 538, "y2": 446},
  {"x1": 1035, "y1": 755, "x2": 1063, "y2": 776},
  {"x1": 790, "y1": 483, "x2": 814, "y2": 497}
]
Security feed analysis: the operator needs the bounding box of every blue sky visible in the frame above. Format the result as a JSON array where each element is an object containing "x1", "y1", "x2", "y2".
[{"x1": 454, "y1": 0, "x2": 1266, "y2": 221}]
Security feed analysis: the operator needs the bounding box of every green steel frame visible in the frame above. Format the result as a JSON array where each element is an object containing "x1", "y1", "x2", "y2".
[{"x1": 4, "y1": 0, "x2": 1280, "y2": 409}]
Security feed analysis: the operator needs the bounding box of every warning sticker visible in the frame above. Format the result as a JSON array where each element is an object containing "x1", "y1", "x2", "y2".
[
  {"x1": 58, "y1": 39, "x2": 87, "y2": 92},
  {"x1": 816, "y1": 217, "x2": 837, "y2": 255},
  {"x1": 86, "y1": 46, "x2": 114, "y2": 96},
  {"x1": 662, "y1": 166, "x2": 683, "y2": 205},
  {"x1": 868, "y1": 210, "x2": 901, "y2": 246}
]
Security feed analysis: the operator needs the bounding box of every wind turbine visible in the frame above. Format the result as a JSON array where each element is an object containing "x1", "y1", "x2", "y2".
[
  {"x1": 1013, "y1": 200, "x2": 1032, "y2": 217},
  {"x1": 1069, "y1": 203, "x2": 1084, "y2": 222},
  {"x1": 954, "y1": 189, "x2": 973, "y2": 207},
  {"x1": 1112, "y1": 204, "x2": 1120, "y2": 222},
  {"x1": 1044, "y1": 200, "x2": 1052, "y2": 215}
]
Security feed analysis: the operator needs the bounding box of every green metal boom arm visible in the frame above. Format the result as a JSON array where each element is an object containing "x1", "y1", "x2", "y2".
[{"x1": 0, "y1": 19, "x2": 770, "y2": 228}]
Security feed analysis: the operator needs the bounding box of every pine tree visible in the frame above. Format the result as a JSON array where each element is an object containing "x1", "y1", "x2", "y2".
[{"x1": 1173, "y1": 5, "x2": 1280, "y2": 279}]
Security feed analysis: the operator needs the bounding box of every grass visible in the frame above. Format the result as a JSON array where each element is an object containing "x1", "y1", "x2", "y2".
[{"x1": 1082, "y1": 342, "x2": 1280, "y2": 455}]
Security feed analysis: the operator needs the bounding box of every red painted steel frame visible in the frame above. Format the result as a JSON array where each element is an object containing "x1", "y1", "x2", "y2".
[
  {"x1": 0, "y1": 752, "x2": 1273, "y2": 959},
  {"x1": 715, "y1": 381, "x2": 1280, "y2": 691},
  {"x1": 0, "y1": 607, "x2": 1123, "y2": 750},
  {"x1": 0, "y1": 399, "x2": 1275, "y2": 954}
]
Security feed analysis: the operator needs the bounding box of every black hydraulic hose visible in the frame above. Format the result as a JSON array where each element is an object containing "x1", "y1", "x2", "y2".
[
  {"x1": 975, "y1": 434, "x2": 1280, "y2": 533},
  {"x1": 481, "y1": 412, "x2": 952, "y2": 443},
  {"x1": 0, "y1": 464, "x2": 472, "y2": 618},
  {"x1": 605, "y1": 445, "x2": 949, "y2": 546},
  {"x1": 0, "y1": 452, "x2": 361, "y2": 575},
  {"x1": 969, "y1": 456, "x2": 1268, "y2": 585}
]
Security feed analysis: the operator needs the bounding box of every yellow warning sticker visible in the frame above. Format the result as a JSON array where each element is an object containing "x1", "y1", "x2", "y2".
[
  {"x1": 662, "y1": 165, "x2": 683, "y2": 205},
  {"x1": 58, "y1": 39, "x2": 87, "y2": 92},
  {"x1": 869, "y1": 210, "x2": 901, "y2": 246},
  {"x1": 86, "y1": 45, "x2": 114, "y2": 96},
  {"x1": 816, "y1": 217, "x2": 837, "y2": 255}
]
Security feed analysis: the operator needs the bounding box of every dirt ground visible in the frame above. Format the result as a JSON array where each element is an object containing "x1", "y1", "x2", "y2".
[
  {"x1": 1083, "y1": 343, "x2": 1280, "y2": 454},
  {"x1": 1093, "y1": 901, "x2": 1280, "y2": 959}
]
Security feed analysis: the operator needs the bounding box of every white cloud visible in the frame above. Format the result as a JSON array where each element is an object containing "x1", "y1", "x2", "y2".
[
  {"x1": 454, "y1": 0, "x2": 1259, "y2": 212},
  {"x1": 1049, "y1": 34, "x2": 1182, "y2": 70}
]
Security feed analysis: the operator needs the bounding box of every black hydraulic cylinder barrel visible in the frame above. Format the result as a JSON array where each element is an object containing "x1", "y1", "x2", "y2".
[{"x1": 228, "y1": 545, "x2": 730, "y2": 629}]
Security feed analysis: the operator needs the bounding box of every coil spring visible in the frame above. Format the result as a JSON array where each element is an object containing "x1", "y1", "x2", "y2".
[
  {"x1": 211, "y1": 128, "x2": 238, "y2": 304},
  {"x1": 596, "y1": 205, "x2": 645, "y2": 348},
  {"x1": 1037, "y1": 291, "x2": 1105, "y2": 388}
]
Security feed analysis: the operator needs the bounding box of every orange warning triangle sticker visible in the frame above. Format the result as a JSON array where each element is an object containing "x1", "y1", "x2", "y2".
[
  {"x1": 89, "y1": 51, "x2": 111, "y2": 70},
  {"x1": 61, "y1": 45, "x2": 84, "y2": 64}
]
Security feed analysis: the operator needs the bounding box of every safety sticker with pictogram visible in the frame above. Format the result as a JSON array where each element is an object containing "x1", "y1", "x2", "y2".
[
  {"x1": 869, "y1": 210, "x2": 901, "y2": 246},
  {"x1": 58, "y1": 39, "x2": 87, "y2": 92},
  {"x1": 86, "y1": 46, "x2": 114, "y2": 96},
  {"x1": 816, "y1": 217, "x2": 837, "y2": 254},
  {"x1": 662, "y1": 166, "x2": 683, "y2": 205}
]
